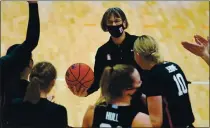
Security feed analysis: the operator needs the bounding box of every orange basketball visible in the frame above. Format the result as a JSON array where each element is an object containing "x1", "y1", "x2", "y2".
[{"x1": 65, "y1": 63, "x2": 94, "y2": 93}]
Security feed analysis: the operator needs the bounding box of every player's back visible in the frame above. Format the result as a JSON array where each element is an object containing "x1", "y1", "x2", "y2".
[
  {"x1": 148, "y1": 61, "x2": 195, "y2": 127},
  {"x1": 5, "y1": 98, "x2": 68, "y2": 128},
  {"x1": 92, "y1": 104, "x2": 138, "y2": 127}
]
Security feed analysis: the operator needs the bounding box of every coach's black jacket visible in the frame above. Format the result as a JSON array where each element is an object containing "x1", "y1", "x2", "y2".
[
  {"x1": 87, "y1": 32, "x2": 148, "y2": 113},
  {"x1": 0, "y1": 3, "x2": 40, "y2": 125}
]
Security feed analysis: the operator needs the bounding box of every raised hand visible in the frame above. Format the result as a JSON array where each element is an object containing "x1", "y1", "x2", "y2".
[{"x1": 181, "y1": 35, "x2": 209, "y2": 57}]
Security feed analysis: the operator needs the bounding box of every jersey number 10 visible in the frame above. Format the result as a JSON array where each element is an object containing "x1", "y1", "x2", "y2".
[{"x1": 173, "y1": 73, "x2": 188, "y2": 96}]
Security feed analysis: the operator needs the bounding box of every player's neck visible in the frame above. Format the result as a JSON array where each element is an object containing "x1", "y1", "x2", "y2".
[
  {"x1": 146, "y1": 62, "x2": 157, "y2": 70},
  {"x1": 20, "y1": 70, "x2": 30, "y2": 81},
  {"x1": 110, "y1": 97, "x2": 130, "y2": 106},
  {"x1": 40, "y1": 91, "x2": 47, "y2": 98},
  {"x1": 111, "y1": 32, "x2": 126, "y2": 45}
]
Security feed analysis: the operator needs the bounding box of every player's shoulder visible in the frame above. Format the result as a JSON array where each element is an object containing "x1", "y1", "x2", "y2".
[
  {"x1": 56, "y1": 104, "x2": 67, "y2": 113},
  {"x1": 44, "y1": 99, "x2": 67, "y2": 112},
  {"x1": 153, "y1": 61, "x2": 180, "y2": 70},
  {"x1": 85, "y1": 105, "x2": 96, "y2": 118},
  {"x1": 48, "y1": 102, "x2": 67, "y2": 119},
  {"x1": 161, "y1": 61, "x2": 182, "y2": 70},
  {"x1": 152, "y1": 61, "x2": 183, "y2": 75},
  {"x1": 88, "y1": 105, "x2": 95, "y2": 110},
  {"x1": 150, "y1": 61, "x2": 175, "y2": 75},
  {"x1": 132, "y1": 112, "x2": 152, "y2": 127},
  {"x1": 163, "y1": 61, "x2": 180, "y2": 66}
]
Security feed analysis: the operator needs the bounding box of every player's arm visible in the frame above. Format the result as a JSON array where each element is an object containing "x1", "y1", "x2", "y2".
[
  {"x1": 132, "y1": 112, "x2": 152, "y2": 127},
  {"x1": 147, "y1": 96, "x2": 163, "y2": 127},
  {"x1": 87, "y1": 48, "x2": 105, "y2": 95},
  {"x1": 201, "y1": 53, "x2": 209, "y2": 65},
  {"x1": 2, "y1": 1, "x2": 40, "y2": 67},
  {"x1": 145, "y1": 73, "x2": 163, "y2": 127},
  {"x1": 82, "y1": 105, "x2": 95, "y2": 127}
]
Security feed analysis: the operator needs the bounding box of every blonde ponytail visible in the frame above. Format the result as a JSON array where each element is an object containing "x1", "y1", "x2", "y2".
[
  {"x1": 95, "y1": 65, "x2": 135, "y2": 105},
  {"x1": 95, "y1": 67, "x2": 112, "y2": 105},
  {"x1": 150, "y1": 52, "x2": 163, "y2": 64}
]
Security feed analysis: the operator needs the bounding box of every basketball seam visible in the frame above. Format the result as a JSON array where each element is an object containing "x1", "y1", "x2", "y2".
[
  {"x1": 69, "y1": 67, "x2": 79, "y2": 81},
  {"x1": 81, "y1": 78, "x2": 94, "y2": 86},
  {"x1": 78, "y1": 67, "x2": 90, "y2": 83},
  {"x1": 74, "y1": 82, "x2": 82, "y2": 92},
  {"x1": 66, "y1": 78, "x2": 77, "y2": 82},
  {"x1": 65, "y1": 71, "x2": 78, "y2": 82},
  {"x1": 77, "y1": 63, "x2": 81, "y2": 80},
  {"x1": 77, "y1": 66, "x2": 90, "y2": 92},
  {"x1": 67, "y1": 78, "x2": 93, "y2": 90}
]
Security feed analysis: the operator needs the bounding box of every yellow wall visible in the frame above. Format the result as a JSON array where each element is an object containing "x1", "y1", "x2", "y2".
[{"x1": 1, "y1": 1, "x2": 209, "y2": 127}]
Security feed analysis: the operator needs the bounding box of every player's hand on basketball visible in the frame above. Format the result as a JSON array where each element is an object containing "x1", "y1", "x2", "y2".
[
  {"x1": 182, "y1": 35, "x2": 209, "y2": 57},
  {"x1": 72, "y1": 85, "x2": 88, "y2": 97}
]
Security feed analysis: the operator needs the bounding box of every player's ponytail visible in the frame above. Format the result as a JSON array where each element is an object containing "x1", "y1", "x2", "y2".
[
  {"x1": 134, "y1": 35, "x2": 163, "y2": 64},
  {"x1": 96, "y1": 66, "x2": 113, "y2": 105},
  {"x1": 97, "y1": 65, "x2": 135, "y2": 105},
  {"x1": 149, "y1": 52, "x2": 163, "y2": 64},
  {"x1": 24, "y1": 62, "x2": 57, "y2": 104},
  {"x1": 24, "y1": 77, "x2": 41, "y2": 104}
]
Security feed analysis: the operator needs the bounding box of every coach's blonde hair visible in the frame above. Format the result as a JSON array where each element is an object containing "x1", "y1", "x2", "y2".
[
  {"x1": 134, "y1": 35, "x2": 163, "y2": 64},
  {"x1": 96, "y1": 64, "x2": 135, "y2": 105}
]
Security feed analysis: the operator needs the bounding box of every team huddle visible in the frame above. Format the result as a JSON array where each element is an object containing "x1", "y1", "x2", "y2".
[{"x1": 1, "y1": 1, "x2": 209, "y2": 128}]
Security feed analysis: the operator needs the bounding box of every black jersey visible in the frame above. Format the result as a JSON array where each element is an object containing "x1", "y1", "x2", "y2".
[
  {"x1": 144, "y1": 61, "x2": 195, "y2": 127},
  {"x1": 92, "y1": 104, "x2": 138, "y2": 128},
  {"x1": 5, "y1": 98, "x2": 68, "y2": 128}
]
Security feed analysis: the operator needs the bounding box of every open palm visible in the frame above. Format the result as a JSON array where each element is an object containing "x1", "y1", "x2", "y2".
[{"x1": 182, "y1": 35, "x2": 209, "y2": 57}]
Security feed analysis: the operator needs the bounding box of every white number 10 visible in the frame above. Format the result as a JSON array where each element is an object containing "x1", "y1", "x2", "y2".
[{"x1": 173, "y1": 73, "x2": 188, "y2": 96}]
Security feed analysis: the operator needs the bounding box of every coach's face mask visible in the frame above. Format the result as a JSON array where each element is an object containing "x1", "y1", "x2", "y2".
[{"x1": 107, "y1": 24, "x2": 124, "y2": 38}]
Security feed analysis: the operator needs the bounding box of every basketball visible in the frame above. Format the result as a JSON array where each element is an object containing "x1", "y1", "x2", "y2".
[{"x1": 65, "y1": 63, "x2": 94, "y2": 93}]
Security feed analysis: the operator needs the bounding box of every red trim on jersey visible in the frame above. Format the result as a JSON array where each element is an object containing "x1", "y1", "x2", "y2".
[{"x1": 163, "y1": 97, "x2": 174, "y2": 128}]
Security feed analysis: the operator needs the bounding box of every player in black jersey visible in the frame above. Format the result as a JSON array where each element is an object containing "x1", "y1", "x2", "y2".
[
  {"x1": 5, "y1": 62, "x2": 68, "y2": 127},
  {"x1": 134, "y1": 35, "x2": 195, "y2": 128},
  {"x1": 82, "y1": 65, "x2": 151, "y2": 127}
]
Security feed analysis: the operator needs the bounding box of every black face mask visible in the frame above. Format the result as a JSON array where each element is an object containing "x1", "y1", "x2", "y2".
[{"x1": 107, "y1": 24, "x2": 124, "y2": 38}]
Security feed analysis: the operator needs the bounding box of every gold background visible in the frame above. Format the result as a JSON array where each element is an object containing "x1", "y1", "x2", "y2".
[{"x1": 1, "y1": 1, "x2": 209, "y2": 127}]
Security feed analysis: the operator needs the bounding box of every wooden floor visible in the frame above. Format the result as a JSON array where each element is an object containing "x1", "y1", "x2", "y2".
[{"x1": 1, "y1": 1, "x2": 209, "y2": 127}]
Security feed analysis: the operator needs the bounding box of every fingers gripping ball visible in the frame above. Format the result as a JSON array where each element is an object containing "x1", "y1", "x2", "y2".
[{"x1": 65, "y1": 63, "x2": 94, "y2": 94}]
